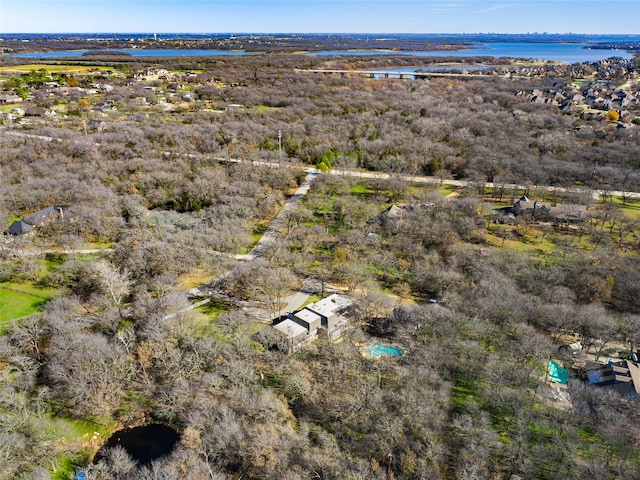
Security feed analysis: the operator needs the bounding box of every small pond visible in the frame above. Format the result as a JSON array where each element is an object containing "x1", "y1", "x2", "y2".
[
  {"x1": 367, "y1": 343, "x2": 405, "y2": 358},
  {"x1": 94, "y1": 424, "x2": 180, "y2": 465}
]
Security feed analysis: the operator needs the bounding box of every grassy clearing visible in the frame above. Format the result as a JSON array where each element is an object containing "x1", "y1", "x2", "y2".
[
  {"x1": 349, "y1": 183, "x2": 374, "y2": 196},
  {"x1": 437, "y1": 184, "x2": 458, "y2": 196},
  {"x1": 42, "y1": 416, "x2": 112, "y2": 479},
  {"x1": 197, "y1": 299, "x2": 230, "y2": 319},
  {"x1": 0, "y1": 282, "x2": 57, "y2": 329},
  {"x1": 300, "y1": 294, "x2": 323, "y2": 308},
  {"x1": 2, "y1": 281, "x2": 57, "y2": 298},
  {"x1": 0, "y1": 289, "x2": 43, "y2": 328},
  {"x1": 451, "y1": 379, "x2": 480, "y2": 413},
  {"x1": 190, "y1": 299, "x2": 265, "y2": 340},
  {"x1": 613, "y1": 197, "x2": 640, "y2": 220},
  {"x1": 1, "y1": 64, "x2": 113, "y2": 74},
  {"x1": 237, "y1": 216, "x2": 277, "y2": 254},
  {"x1": 190, "y1": 299, "x2": 233, "y2": 339},
  {"x1": 0, "y1": 103, "x2": 22, "y2": 112},
  {"x1": 179, "y1": 269, "x2": 216, "y2": 290},
  {"x1": 485, "y1": 228, "x2": 556, "y2": 256},
  {"x1": 253, "y1": 105, "x2": 279, "y2": 112},
  {"x1": 0, "y1": 257, "x2": 60, "y2": 329}
]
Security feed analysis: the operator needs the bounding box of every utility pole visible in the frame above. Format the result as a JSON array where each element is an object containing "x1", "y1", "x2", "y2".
[{"x1": 278, "y1": 130, "x2": 282, "y2": 162}]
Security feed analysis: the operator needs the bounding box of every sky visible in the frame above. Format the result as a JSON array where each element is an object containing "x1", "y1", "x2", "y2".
[{"x1": 1, "y1": 0, "x2": 639, "y2": 35}]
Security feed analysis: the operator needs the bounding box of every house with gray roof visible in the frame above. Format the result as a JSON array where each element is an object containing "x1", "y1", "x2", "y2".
[
  {"x1": 0, "y1": 94, "x2": 22, "y2": 104},
  {"x1": 5, "y1": 220, "x2": 33, "y2": 236},
  {"x1": 23, "y1": 206, "x2": 72, "y2": 226},
  {"x1": 503, "y1": 196, "x2": 585, "y2": 226},
  {"x1": 266, "y1": 294, "x2": 352, "y2": 353},
  {"x1": 4, "y1": 206, "x2": 74, "y2": 236}
]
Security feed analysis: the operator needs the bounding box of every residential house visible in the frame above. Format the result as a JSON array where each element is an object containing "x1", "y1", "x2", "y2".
[
  {"x1": 268, "y1": 294, "x2": 352, "y2": 353},
  {"x1": 24, "y1": 106, "x2": 55, "y2": 117},
  {"x1": 87, "y1": 119, "x2": 107, "y2": 132},
  {"x1": 504, "y1": 196, "x2": 585, "y2": 225},
  {"x1": 4, "y1": 206, "x2": 73, "y2": 236},
  {"x1": 273, "y1": 320, "x2": 315, "y2": 353},
  {"x1": 23, "y1": 206, "x2": 71, "y2": 226},
  {"x1": 5, "y1": 220, "x2": 33, "y2": 236},
  {"x1": 304, "y1": 294, "x2": 352, "y2": 340},
  {"x1": 0, "y1": 94, "x2": 22, "y2": 104},
  {"x1": 94, "y1": 103, "x2": 116, "y2": 112},
  {"x1": 587, "y1": 359, "x2": 640, "y2": 396},
  {"x1": 378, "y1": 204, "x2": 408, "y2": 230}
]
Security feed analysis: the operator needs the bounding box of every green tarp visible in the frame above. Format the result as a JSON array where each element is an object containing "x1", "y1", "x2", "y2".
[{"x1": 547, "y1": 360, "x2": 569, "y2": 384}]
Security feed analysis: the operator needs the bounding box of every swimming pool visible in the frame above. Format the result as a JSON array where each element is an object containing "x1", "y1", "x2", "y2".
[{"x1": 367, "y1": 343, "x2": 404, "y2": 358}]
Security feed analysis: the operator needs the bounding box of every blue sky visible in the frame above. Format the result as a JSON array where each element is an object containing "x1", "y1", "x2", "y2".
[{"x1": 1, "y1": 1, "x2": 639, "y2": 34}]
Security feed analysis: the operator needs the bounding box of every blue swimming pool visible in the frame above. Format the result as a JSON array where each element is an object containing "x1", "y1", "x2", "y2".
[{"x1": 367, "y1": 343, "x2": 404, "y2": 358}]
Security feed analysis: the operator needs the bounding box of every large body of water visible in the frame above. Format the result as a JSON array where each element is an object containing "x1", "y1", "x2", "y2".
[
  {"x1": 308, "y1": 42, "x2": 636, "y2": 64},
  {"x1": 13, "y1": 41, "x2": 638, "y2": 64}
]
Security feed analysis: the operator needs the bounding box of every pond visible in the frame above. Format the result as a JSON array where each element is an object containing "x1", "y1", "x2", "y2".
[
  {"x1": 94, "y1": 424, "x2": 180, "y2": 465},
  {"x1": 367, "y1": 343, "x2": 405, "y2": 358}
]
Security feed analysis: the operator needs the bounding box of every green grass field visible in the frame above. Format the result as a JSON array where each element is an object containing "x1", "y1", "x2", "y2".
[
  {"x1": 190, "y1": 299, "x2": 257, "y2": 340},
  {"x1": 0, "y1": 282, "x2": 57, "y2": 330},
  {"x1": 32, "y1": 415, "x2": 112, "y2": 479},
  {"x1": 614, "y1": 197, "x2": 640, "y2": 220},
  {"x1": 0, "y1": 103, "x2": 22, "y2": 112},
  {"x1": 1, "y1": 64, "x2": 114, "y2": 74},
  {"x1": 349, "y1": 183, "x2": 374, "y2": 196},
  {"x1": 485, "y1": 225, "x2": 557, "y2": 257},
  {"x1": 437, "y1": 184, "x2": 459, "y2": 196}
]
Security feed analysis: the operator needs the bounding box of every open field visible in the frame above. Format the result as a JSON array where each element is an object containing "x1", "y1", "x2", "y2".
[
  {"x1": 614, "y1": 197, "x2": 640, "y2": 220},
  {"x1": 0, "y1": 282, "x2": 57, "y2": 328},
  {"x1": 0, "y1": 64, "x2": 114, "y2": 74},
  {"x1": 0, "y1": 104, "x2": 21, "y2": 112}
]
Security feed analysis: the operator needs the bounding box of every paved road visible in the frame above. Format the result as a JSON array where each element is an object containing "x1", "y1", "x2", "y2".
[
  {"x1": 249, "y1": 170, "x2": 316, "y2": 258},
  {"x1": 4, "y1": 128, "x2": 636, "y2": 200},
  {"x1": 186, "y1": 170, "x2": 318, "y2": 316},
  {"x1": 218, "y1": 156, "x2": 640, "y2": 201},
  {"x1": 328, "y1": 168, "x2": 640, "y2": 201}
]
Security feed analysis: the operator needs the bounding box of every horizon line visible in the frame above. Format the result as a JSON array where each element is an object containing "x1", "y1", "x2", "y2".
[{"x1": 2, "y1": 32, "x2": 640, "y2": 36}]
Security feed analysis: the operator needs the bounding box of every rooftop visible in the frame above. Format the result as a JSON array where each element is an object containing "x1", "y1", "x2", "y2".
[
  {"x1": 307, "y1": 293, "x2": 352, "y2": 317},
  {"x1": 294, "y1": 309, "x2": 321, "y2": 324},
  {"x1": 274, "y1": 319, "x2": 307, "y2": 338}
]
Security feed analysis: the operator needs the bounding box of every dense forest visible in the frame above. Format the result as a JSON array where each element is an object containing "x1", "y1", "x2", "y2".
[{"x1": 0, "y1": 52, "x2": 640, "y2": 479}]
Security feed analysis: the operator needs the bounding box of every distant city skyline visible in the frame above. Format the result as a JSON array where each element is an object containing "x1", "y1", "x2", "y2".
[{"x1": 1, "y1": 1, "x2": 639, "y2": 35}]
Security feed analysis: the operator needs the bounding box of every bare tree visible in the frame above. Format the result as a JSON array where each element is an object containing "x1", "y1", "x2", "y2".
[{"x1": 94, "y1": 260, "x2": 132, "y2": 317}]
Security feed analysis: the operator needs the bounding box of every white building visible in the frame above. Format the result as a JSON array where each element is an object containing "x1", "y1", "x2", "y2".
[{"x1": 270, "y1": 294, "x2": 352, "y2": 352}]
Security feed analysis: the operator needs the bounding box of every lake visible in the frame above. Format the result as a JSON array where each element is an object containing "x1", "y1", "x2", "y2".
[
  {"x1": 13, "y1": 41, "x2": 637, "y2": 64},
  {"x1": 307, "y1": 42, "x2": 636, "y2": 63},
  {"x1": 14, "y1": 49, "x2": 246, "y2": 58}
]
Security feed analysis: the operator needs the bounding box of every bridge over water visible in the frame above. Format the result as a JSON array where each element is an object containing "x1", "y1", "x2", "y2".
[{"x1": 298, "y1": 68, "x2": 527, "y2": 80}]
